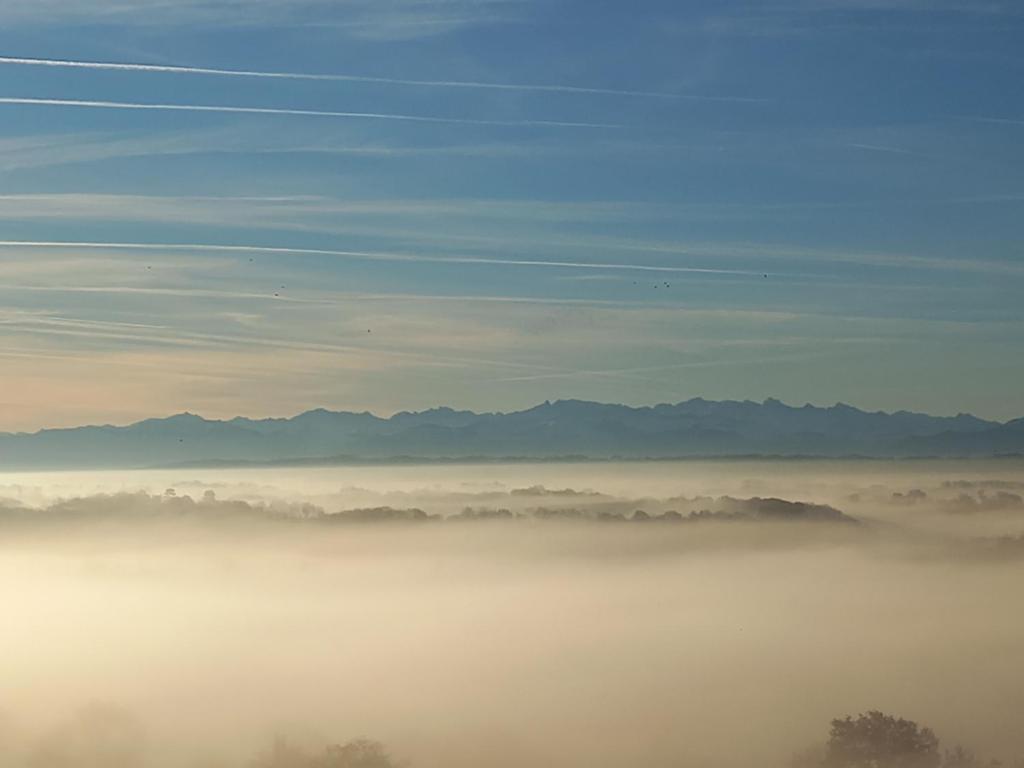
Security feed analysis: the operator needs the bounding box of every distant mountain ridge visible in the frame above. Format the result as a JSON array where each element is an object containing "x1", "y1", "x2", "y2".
[{"x1": 1, "y1": 398, "x2": 1021, "y2": 469}]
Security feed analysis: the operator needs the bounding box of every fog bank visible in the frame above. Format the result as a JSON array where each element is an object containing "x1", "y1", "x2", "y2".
[{"x1": 2, "y1": 460, "x2": 1023, "y2": 767}]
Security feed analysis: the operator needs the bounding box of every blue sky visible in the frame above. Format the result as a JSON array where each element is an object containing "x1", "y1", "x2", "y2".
[{"x1": 0, "y1": 0, "x2": 1022, "y2": 430}]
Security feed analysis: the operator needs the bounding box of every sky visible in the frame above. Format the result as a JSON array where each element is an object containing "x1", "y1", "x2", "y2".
[{"x1": 0, "y1": 0, "x2": 1022, "y2": 431}]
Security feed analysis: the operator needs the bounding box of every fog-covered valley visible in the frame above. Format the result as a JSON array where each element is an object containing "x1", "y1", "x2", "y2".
[{"x1": 2, "y1": 459, "x2": 1023, "y2": 768}]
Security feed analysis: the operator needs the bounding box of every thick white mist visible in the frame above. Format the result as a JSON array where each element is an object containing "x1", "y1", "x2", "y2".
[{"x1": 1, "y1": 459, "x2": 1023, "y2": 768}]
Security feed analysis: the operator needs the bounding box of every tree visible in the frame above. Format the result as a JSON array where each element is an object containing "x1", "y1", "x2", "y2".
[
  {"x1": 824, "y1": 711, "x2": 940, "y2": 768},
  {"x1": 28, "y1": 704, "x2": 147, "y2": 768},
  {"x1": 943, "y1": 746, "x2": 979, "y2": 768},
  {"x1": 254, "y1": 738, "x2": 399, "y2": 768},
  {"x1": 313, "y1": 739, "x2": 397, "y2": 768}
]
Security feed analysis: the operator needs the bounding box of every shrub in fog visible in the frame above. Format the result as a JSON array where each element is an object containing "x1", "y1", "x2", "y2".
[
  {"x1": 253, "y1": 738, "x2": 399, "y2": 768},
  {"x1": 823, "y1": 711, "x2": 940, "y2": 768}
]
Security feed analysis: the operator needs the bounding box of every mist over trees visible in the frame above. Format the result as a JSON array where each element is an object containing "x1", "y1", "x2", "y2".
[
  {"x1": 0, "y1": 490, "x2": 857, "y2": 527},
  {"x1": 823, "y1": 712, "x2": 940, "y2": 768},
  {"x1": 23, "y1": 704, "x2": 146, "y2": 768},
  {"x1": 797, "y1": 711, "x2": 1019, "y2": 768},
  {"x1": 7, "y1": 708, "x2": 1023, "y2": 768},
  {"x1": 253, "y1": 738, "x2": 399, "y2": 768},
  {"x1": 5, "y1": 461, "x2": 1024, "y2": 768}
]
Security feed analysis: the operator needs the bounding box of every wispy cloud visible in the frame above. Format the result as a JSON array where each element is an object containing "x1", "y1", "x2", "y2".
[
  {"x1": 488, "y1": 353, "x2": 838, "y2": 383},
  {"x1": 0, "y1": 193, "x2": 668, "y2": 227},
  {"x1": 0, "y1": 96, "x2": 618, "y2": 129},
  {"x1": 296, "y1": 1, "x2": 523, "y2": 41},
  {"x1": 2, "y1": 284, "x2": 328, "y2": 304},
  {"x1": 0, "y1": 55, "x2": 766, "y2": 102},
  {"x1": 682, "y1": 1, "x2": 1024, "y2": 40},
  {"x1": 844, "y1": 142, "x2": 920, "y2": 156},
  {"x1": 0, "y1": 308, "x2": 565, "y2": 374},
  {"x1": 0, "y1": 129, "x2": 544, "y2": 173},
  {"x1": 1, "y1": 283, "x2": 659, "y2": 309},
  {"x1": 781, "y1": 0, "x2": 1024, "y2": 15},
  {"x1": 220, "y1": 217, "x2": 1022, "y2": 280},
  {"x1": 0, "y1": 0, "x2": 522, "y2": 38}
]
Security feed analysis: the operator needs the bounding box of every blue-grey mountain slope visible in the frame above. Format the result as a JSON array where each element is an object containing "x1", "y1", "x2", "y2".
[{"x1": 0, "y1": 398, "x2": 1018, "y2": 469}]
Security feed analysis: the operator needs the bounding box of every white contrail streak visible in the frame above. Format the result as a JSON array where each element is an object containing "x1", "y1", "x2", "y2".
[
  {"x1": 0, "y1": 240, "x2": 763, "y2": 277},
  {"x1": 0, "y1": 55, "x2": 765, "y2": 103},
  {"x1": 0, "y1": 96, "x2": 617, "y2": 129},
  {"x1": 958, "y1": 115, "x2": 1024, "y2": 127},
  {"x1": 5, "y1": 285, "x2": 643, "y2": 307}
]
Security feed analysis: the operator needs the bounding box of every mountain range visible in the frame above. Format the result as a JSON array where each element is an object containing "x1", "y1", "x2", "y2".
[{"x1": 2, "y1": 398, "x2": 1023, "y2": 469}]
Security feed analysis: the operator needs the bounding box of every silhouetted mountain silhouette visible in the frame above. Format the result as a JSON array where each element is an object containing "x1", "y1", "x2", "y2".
[{"x1": 0, "y1": 398, "x2": 1019, "y2": 469}]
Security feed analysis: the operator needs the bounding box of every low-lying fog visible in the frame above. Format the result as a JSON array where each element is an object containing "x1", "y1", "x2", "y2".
[{"x1": 2, "y1": 459, "x2": 1023, "y2": 768}]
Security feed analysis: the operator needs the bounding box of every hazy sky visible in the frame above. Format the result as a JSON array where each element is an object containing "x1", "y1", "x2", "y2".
[{"x1": 1, "y1": 0, "x2": 1022, "y2": 430}]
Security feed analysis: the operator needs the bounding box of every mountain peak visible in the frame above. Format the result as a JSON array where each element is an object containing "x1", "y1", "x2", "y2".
[{"x1": 159, "y1": 412, "x2": 208, "y2": 424}]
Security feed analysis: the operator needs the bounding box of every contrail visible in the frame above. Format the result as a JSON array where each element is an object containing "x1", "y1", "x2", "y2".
[
  {"x1": 0, "y1": 240, "x2": 763, "y2": 277},
  {"x1": 3, "y1": 284, "x2": 330, "y2": 304},
  {"x1": 0, "y1": 306, "x2": 571, "y2": 374},
  {"x1": 845, "y1": 143, "x2": 918, "y2": 156},
  {"x1": 957, "y1": 115, "x2": 1024, "y2": 127},
  {"x1": 1, "y1": 284, "x2": 640, "y2": 307},
  {"x1": 0, "y1": 54, "x2": 766, "y2": 103},
  {"x1": 0, "y1": 96, "x2": 617, "y2": 129}
]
